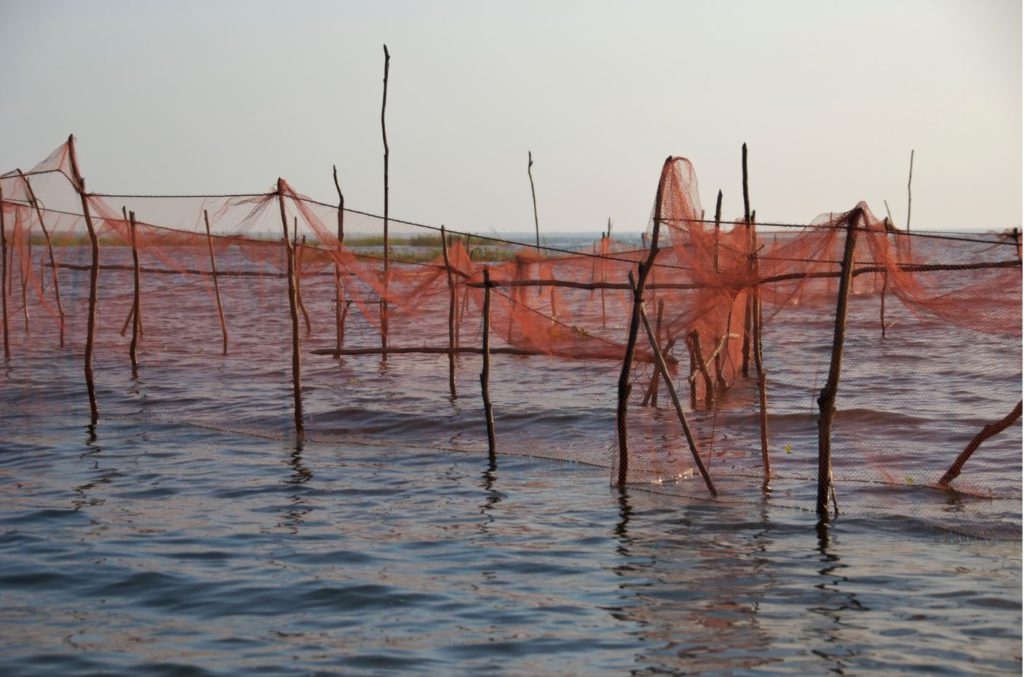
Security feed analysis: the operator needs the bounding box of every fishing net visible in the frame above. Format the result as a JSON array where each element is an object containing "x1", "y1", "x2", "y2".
[{"x1": 1, "y1": 138, "x2": 1020, "y2": 537}]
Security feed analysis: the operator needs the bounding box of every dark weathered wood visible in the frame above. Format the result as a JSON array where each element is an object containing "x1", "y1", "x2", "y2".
[
  {"x1": 332, "y1": 164, "x2": 345, "y2": 357},
  {"x1": 277, "y1": 179, "x2": 304, "y2": 440},
  {"x1": 751, "y1": 252, "x2": 770, "y2": 484},
  {"x1": 68, "y1": 135, "x2": 100, "y2": 425},
  {"x1": 637, "y1": 289, "x2": 717, "y2": 497},
  {"x1": 741, "y1": 144, "x2": 752, "y2": 378},
  {"x1": 380, "y1": 44, "x2": 391, "y2": 358},
  {"x1": 295, "y1": 228, "x2": 312, "y2": 336},
  {"x1": 617, "y1": 157, "x2": 668, "y2": 486},
  {"x1": 641, "y1": 300, "x2": 665, "y2": 407},
  {"x1": 938, "y1": 401, "x2": 1022, "y2": 488},
  {"x1": 528, "y1": 151, "x2": 540, "y2": 251},
  {"x1": 18, "y1": 169, "x2": 64, "y2": 347},
  {"x1": 441, "y1": 225, "x2": 457, "y2": 398},
  {"x1": 128, "y1": 211, "x2": 142, "y2": 377},
  {"x1": 0, "y1": 185, "x2": 9, "y2": 361},
  {"x1": 203, "y1": 210, "x2": 228, "y2": 355},
  {"x1": 481, "y1": 268, "x2": 496, "y2": 459},
  {"x1": 713, "y1": 189, "x2": 723, "y2": 273},
  {"x1": 816, "y1": 208, "x2": 861, "y2": 516},
  {"x1": 906, "y1": 149, "x2": 914, "y2": 231},
  {"x1": 686, "y1": 331, "x2": 715, "y2": 406}
]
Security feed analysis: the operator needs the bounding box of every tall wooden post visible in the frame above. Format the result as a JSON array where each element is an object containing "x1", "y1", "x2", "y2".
[
  {"x1": 277, "y1": 179, "x2": 305, "y2": 440},
  {"x1": 128, "y1": 211, "x2": 142, "y2": 377},
  {"x1": 441, "y1": 225, "x2": 457, "y2": 398},
  {"x1": 332, "y1": 165, "x2": 346, "y2": 357},
  {"x1": 0, "y1": 185, "x2": 9, "y2": 361},
  {"x1": 67, "y1": 135, "x2": 100, "y2": 425},
  {"x1": 380, "y1": 44, "x2": 391, "y2": 358},
  {"x1": 713, "y1": 189, "x2": 723, "y2": 273},
  {"x1": 816, "y1": 208, "x2": 861, "y2": 516},
  {"x1": 528, "y1": 151, "x2": 540, "y2": 252},
  {"x1": 480, "y1": 268, "x2": 496, "y2": 460},
  {"x1": 203, "y1": 210, "x2": 228, "y2": 355},
  {"x1": 616, "y1": 157, "x2": 669, "y2": 486},
  {"x1": 741, "y1": 143, "x2": 752, "y2": 377},
  {"x1": 751, "y1": 230, "x2": 771, "y2": 484},
  {"x1": 18, "y1": 170, "x2": 65, "y2": 347}
]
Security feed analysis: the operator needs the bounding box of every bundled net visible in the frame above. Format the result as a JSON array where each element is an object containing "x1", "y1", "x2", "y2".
[{"x1": 1, "y1": 139, "x2": 1020, "y2": 536}]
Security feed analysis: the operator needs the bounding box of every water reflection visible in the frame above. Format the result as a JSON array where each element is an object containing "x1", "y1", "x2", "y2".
[
  {"x1": 610, "y1": 498, "x2": 779, "y2": 673},
  {"x1": 278, "y1": 441, "x2": 313, "y2": 533},
  {"x1": 810, "y1": 518, "x2": 868, "y2": 672}
]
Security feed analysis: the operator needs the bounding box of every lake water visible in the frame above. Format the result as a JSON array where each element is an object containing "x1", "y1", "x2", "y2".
[{"x1": 0, "y1": 235, "x2": 1020, "y2": 674}]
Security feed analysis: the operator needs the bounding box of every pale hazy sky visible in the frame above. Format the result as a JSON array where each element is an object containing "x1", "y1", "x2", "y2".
[{"x1": 1, "y1": 0, "x2": 1020, "y2": 233}]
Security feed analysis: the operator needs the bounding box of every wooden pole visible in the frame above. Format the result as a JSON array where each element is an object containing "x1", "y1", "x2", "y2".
[
  {"x1": 816, "y1": 208, "x2": 861, "y2": 516},
  {"x1": 741, "y1": 144, "x2": 752, "y2": 377},
  {"x1": 18, "y1": 170, "x2": 65, "y2": 347},
  {"x1": 906, "y1": 149, "x2": 914, "y2": 231},
  {"x1": 0, "y1": 185, "x2": 9, "y2": 361},
  {"x1": 713, "y1": 189, "x2": 722, "y2": 273},
  {"x1": 332, "y1": 165, "x2": 345, "y2": 358},
  {"x1": 128, "y1": 211, "x2": 142, "y2": 377},
  {"x1": 636, "y1": 282, "x2": 717, "y2": 497},
  {"x1": 441, "y1": 225, "x2": 457, "y2": 398},
  {"x1": 67, "y1": 135, "x2": 100, "y2": 425},
  {"x1": 480, "y1": 268, "x2": 496, "y2": 460},
  {"x1": 751, "y1": 241, "x2": 771, "y2": 484},
  {"x1": 295, "y1": 227, "x2": 312, "y2": 336},
  {"x1": 937, "y1": 401, "x2": 1022, "y2": 489},
  {"x1": 277, "y1": 179, "x2": 304, "y2": 440},
  {"x1": 641, "y1": 299, "x2": 665, "y2": 407},
  {"x1": 203, "y1": 209, "x2": 228, "y2": 355},
  {"x1": 528, "y1": 151, "x2": 540, "y2": 252},
  {"x1": 380, "y1": 44, "x2": 391, "y2": 359},
  {"x1": 19, "y1": 212, "x2": 30, "y2": 334},
  {"x1": 616, "y1": 157, "x2": 668, "y2": 486}
]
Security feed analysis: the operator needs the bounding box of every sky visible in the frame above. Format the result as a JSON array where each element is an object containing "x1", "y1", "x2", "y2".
[{"x1": 0, "y1": 0, "x2": 1020, "y2": 234}]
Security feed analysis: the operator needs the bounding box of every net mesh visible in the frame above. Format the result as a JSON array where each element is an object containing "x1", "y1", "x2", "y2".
[{"x1": 1, "y1": 140, "x2": 1020, "y2": 537}]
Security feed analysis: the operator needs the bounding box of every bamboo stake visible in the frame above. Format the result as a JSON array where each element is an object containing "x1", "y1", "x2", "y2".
[
  {"x1": 20, "y1": 216, "x2": 30, "y2": 334},
  {"x1": 880, "y1": 217, "x2": 891, "y2": 338},
  {"x1": 0, "y1": 185, "x2": 9, "y2": 361},
  {"x1": 480, "y1": 268, "x2": 496, "y2": 460},
  {"x1": 751, "y1": 243, "x2": 771, "y2": 484},
  {"x1": 119, "y1": 206, "x2": 135, "y2": 338},
  {"x1": 295, "y1": 227, "x2": 312, "y2": 336},
  {"x1": 128, "y1": 211, "x2": 141, "y2": 377},
  {"x1": 18, "y1": 170, "x2": 64, "y2": 347},
  {"x1": 528, "y1": 151, "x2": 540, "y2": 251},
  {"x1": 380, "y1": 44, "x2": 391, "y2": 358},
  {"x1": 937, "y1": 401, "x2": 1022, "y2": 489},
  {"x1": 636, "y1": 283, "x2": 717, "y2": 497},
  {"x1": 741, "y1": 144, "x2": 752, "y2": 378},
  {"x1": 687, "y1": 330, "x2": 715, "y2": 406},
  {"x1": 277, "y1": 179, "x2": 304, "y2": 440},
  {"x1": 641, "y1": 300, "x2": 665, "y2": 407},
  {"x1": 714, "y1": 189, "x2": 722, "y2": 273},
  {"x1": 441, "y1": 225, "x2": 457, "y2": 398},
  {"x1": 332, "y1": 165, "x2": 345, "y2": 358},
  {"x1": 616, "y1": 157, "x2": 668, "y2": 486},
  {"x1": 816, "y1": 208, "x2": 861, "y2": 516},
  {"x1": 203, "y1": 209, "x2": 228, "y2": 355},
  {"x1": 67, "y1": 135, "x2": 100, "y2": 425},
  {"x1": 906, "y1": 149, "x2": 914, "y2": 231}
]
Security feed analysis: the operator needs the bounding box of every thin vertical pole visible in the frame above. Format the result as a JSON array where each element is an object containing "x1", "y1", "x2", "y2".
[
  {"x1": 128, "y1": 211, "x2": 142, "y2": 377},
  {"x1": 481, "y1": 268, "x2": 496, "y2": 460},
  {"x1": 441, "y1": 225, "x2": 457, "y2": 399},
  {"x1": 332, "y1": 165, "x2": 345, "y2": 357},
  {"x1": 203, "y1": 209, "x2": 228, "y2": 355},
  {"x1": 277, "y1": 179, "x2": 304, "y2": 440},
  {"x1": 20, "y1": 213, "x2": 30, "y2": 334},
  {"x1": 67, "y1": 135, "x2": 100, "y2": 425},
  {"x1": 752, "y1": 235, "x2": 770, "y2": 484},
  {"x1": 18, "y1": 170, "x2": 64, "y2": 347},
  {"x1": 528, "y1": 151, "x2": 540, "y2": 251},
  {"x1": 713, "y1": 189, "x2": 722, "y2": 273},
  {"x1": 816, "y1": 208, "x2": 861, "y2": 516},
  {"x1": 741, "y1": 143, "x2": 752, "y2": 378},
  {"x1": 617, "y1": 157, "x2": 669, "y2": 486},
  {"x1": 380, "y1": 44, "x2": 391, "y2": 358},
  {"x1": 295, "y1": 227, "x2": 312, "y2": 336},
  {"x1": 0, "y1": 185, "x2": 9, "y2": 361},
  {"x1": 906, "y1": 149, "x2": 914, "y2": 231}
]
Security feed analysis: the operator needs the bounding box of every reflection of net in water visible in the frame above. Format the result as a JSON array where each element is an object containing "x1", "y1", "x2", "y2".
[{"x1": 1, "y1": 137, "x2": 1020, "y2": 536}]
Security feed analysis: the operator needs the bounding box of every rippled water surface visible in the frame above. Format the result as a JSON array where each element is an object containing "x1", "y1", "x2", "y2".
[{"x1": 0, "y1": 239, "x2": 1021, "y2": 674}]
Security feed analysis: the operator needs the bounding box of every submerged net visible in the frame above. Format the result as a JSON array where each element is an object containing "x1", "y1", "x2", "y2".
[{"x1": 1, "y1": 138, "x2": 1020, "y2": 537}]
